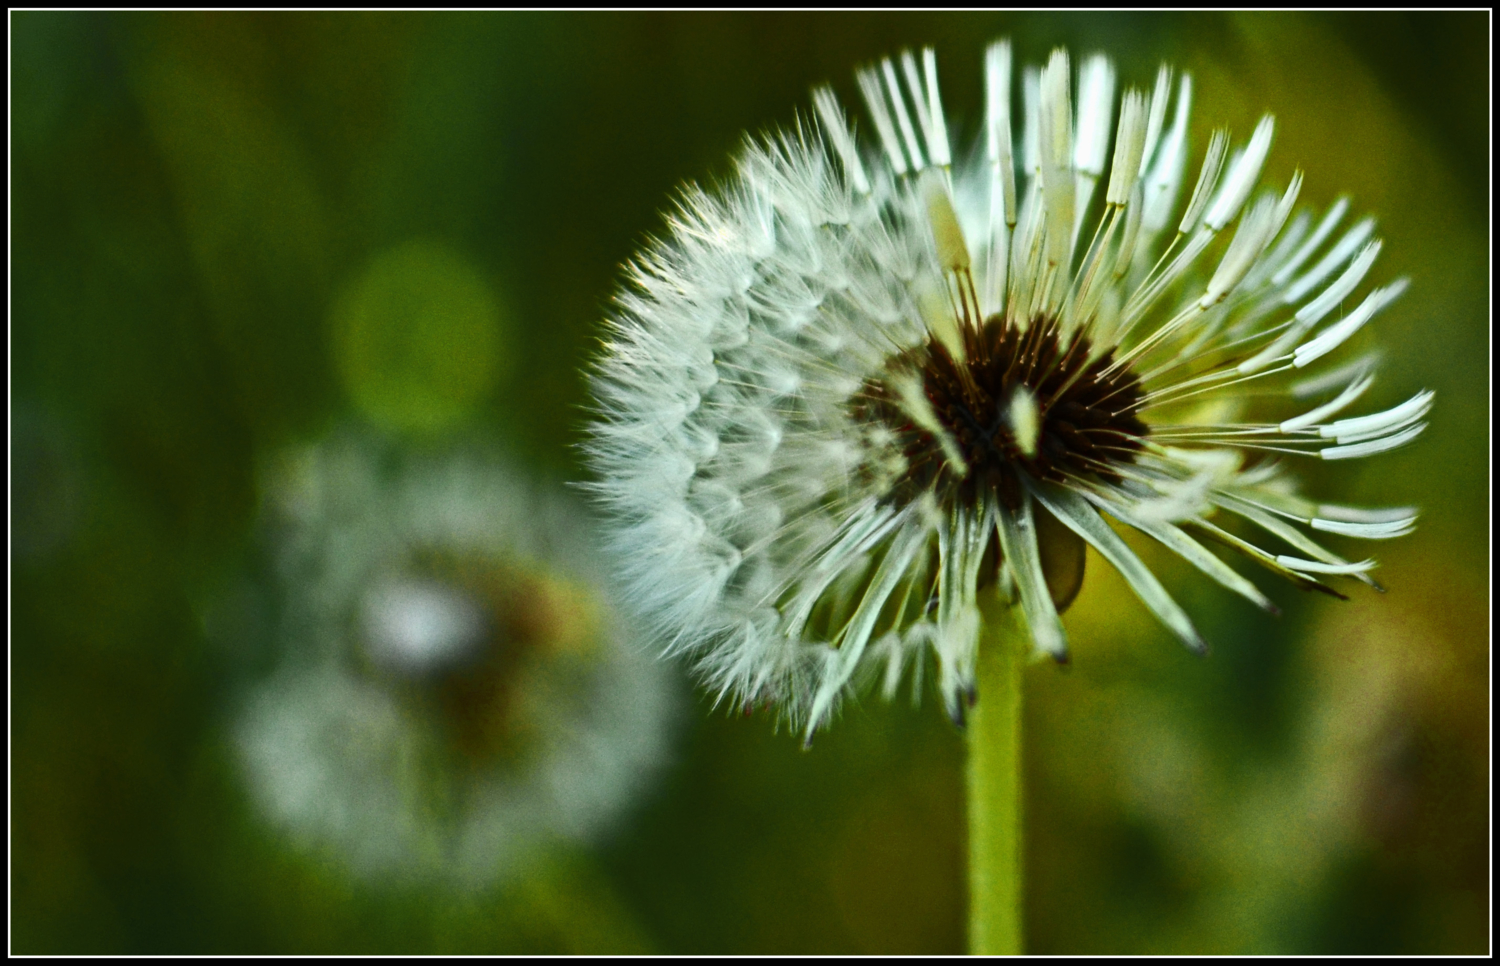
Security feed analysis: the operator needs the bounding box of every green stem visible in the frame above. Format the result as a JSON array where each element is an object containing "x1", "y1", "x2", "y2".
[{"x1": 967, "y1": 596, "x2": 1025, "y2": 955}]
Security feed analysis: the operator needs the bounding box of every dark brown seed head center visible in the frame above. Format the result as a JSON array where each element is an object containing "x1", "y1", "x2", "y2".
[{"x1": 854, "y1": 313, "x2": 1149, "y2": 510}]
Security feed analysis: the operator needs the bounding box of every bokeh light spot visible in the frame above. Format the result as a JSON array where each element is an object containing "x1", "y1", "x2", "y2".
[{"x1": 331, "y1": 240, "x2": 504, "y2": 434}]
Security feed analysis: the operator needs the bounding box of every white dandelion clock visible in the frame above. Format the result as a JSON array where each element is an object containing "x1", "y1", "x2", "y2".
[
  {"x1": 234, "y1": 432, "x2": 674, "y2": 887},
  {"x1": 586, "y1": 42, "x2": 1428, "y2": 743}
]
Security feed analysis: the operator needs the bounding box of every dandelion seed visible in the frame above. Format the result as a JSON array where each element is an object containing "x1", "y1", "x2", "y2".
[{"x1": 586, "y1": 42, "x2": 1428, "y2": 740}]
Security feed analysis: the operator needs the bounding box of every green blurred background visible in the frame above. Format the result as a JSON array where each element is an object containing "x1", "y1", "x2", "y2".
[{"x1": 11, "y1": 11, "x2": 1489, "y2": 954}]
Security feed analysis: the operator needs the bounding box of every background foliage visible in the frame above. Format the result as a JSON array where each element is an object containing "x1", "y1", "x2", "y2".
[{"x1": 11, "y1": 11, "x2": 1489, "y2": 954}]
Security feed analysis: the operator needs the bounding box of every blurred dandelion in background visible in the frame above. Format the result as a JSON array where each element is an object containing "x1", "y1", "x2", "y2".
[{"x1": 233, "y1": 431, "x2": 674, "y2": 887}]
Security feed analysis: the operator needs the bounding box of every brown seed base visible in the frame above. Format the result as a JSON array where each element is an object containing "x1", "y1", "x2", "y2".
[{"x1": 853, "y1": 313, "x2": 1149, "y2": 512}]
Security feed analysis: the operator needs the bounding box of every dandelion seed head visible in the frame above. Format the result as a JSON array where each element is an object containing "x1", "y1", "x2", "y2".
[
  {"x1": 586, "y1": 42, "x2": 1429, "y2": 739},
  {"x1": 235, "y1": 433, "x2": 675, "y2": 886}
]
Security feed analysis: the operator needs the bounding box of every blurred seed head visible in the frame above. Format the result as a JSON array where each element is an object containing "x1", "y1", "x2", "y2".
[{"x1": 234, "y1": 430, "x2": 675, "y2": 888}]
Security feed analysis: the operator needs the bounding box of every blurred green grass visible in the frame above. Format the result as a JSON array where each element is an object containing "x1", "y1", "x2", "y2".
[{"x1": 11, "y1": 11, "x2": 1489, "y2": 954}]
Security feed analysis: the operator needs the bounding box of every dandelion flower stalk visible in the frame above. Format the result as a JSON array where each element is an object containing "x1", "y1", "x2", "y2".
[
  {"x1": 968, "y1": 593, "x2": 1026, "y2": 955},
  {"x1": 587, "y1": 37, "x2": 1428, "y2": 954}
]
